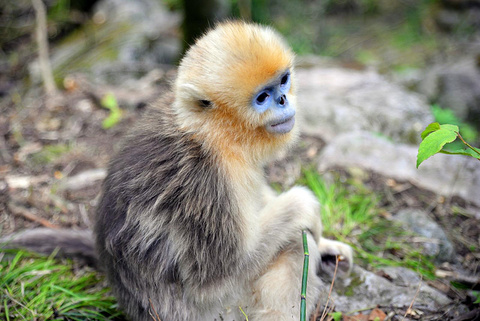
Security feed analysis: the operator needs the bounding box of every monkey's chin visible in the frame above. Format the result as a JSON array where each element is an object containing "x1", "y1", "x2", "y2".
[{"x1": 265, "y1": 116, "x2": 295, "y2": 134}]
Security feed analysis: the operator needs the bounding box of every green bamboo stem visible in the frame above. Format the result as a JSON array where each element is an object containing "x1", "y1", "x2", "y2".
[{"x1": 300, "y1": 230, "x2": 309, "y2": 321}]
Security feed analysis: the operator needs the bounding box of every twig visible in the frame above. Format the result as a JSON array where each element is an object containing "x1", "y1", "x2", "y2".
[
  {"x1": 456, "y1": 132, "x2": 480, "y2": 157},
  {"x1": 401, "y1": 276, "x2": 422, "y2": 321},
  {"x1": 311, "y1": 256, "x2": 340, "y2": 321},
  {"x1": 8, "y1": 203, "x2": 60, "y2": 229},
  {"x1": 345, "y1": 305, "x2": 378, "y2": 315},
  {"x1": 148, "y1": 299, "x2": 161, "y2": 321},
  {"x1": 31, "y1": 0, "x2": 56, "y2": 95},
  {"x1": 239, "y1": 306, "x2": 249, "y2": 321},
  {"x1": 322, "y1": 301, "x2": 336, "y2": 321},
  {"x1": 320, "y1": 256, "x2": 339, "y2": 321}
]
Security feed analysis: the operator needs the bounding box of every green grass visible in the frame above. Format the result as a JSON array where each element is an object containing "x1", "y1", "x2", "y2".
[
  {"x1": 301, "y1": 168, "x2": 437, "y2": 279},
  {"x1": 0, "y1": 250, "x2": 121, "y2": 321},
  {"x1": 302, "y1": 169, "x2": 378, "y2": 239},
  {"x1": 30, "y1": 143, "x2": 72, "y2": 166}
]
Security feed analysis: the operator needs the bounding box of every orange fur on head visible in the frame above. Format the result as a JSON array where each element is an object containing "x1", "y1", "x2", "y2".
[{"x1": 174, "y1": 21, "x2": 297, "y2": 166}]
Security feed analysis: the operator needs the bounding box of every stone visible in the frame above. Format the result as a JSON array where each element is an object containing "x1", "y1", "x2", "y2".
[
  {"x1": 296, "y1": 67, "x2": 433, "y2": 145},
  {"x1": 393, "y1": 209, "x2": 456, "y2": 263},
  {"x1": 417, "y1": 57, "x2": 480, "y2": 124},
  {"x1": 325, "y1": 265, "x2": 456, "y2": 313},
  {"x1": 317, "y1": 131, "x2": 480, "y2": 207},
  {"x1": 377, "y1": 266, "x2": 422, "y2": 287}
]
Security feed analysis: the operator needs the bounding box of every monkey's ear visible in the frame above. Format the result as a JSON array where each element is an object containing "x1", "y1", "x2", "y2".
[{"x1": 178, "y1": 83, "x2": 213, "y2": 109}]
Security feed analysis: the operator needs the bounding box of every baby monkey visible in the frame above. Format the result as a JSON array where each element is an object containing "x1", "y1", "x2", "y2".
[
  {"x1": 6, "y1": 21, "x2": 353, "y2": 321},
  {"x1": 95, "y1": 21, "x2": 352, "y2": 321}
]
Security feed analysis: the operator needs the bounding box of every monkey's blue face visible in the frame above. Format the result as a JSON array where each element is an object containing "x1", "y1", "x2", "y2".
[{"x1": 252, "y1": 70, "x2": 295, "y2": 134}]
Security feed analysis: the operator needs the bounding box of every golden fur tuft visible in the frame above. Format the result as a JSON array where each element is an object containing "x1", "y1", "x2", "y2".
[{"x1": 174, "y1": 21, "x2": 297, "y2": 167}]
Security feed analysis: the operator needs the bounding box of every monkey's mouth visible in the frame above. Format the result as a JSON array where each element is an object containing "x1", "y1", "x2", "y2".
[{"x1": 266, "y1": 116, "x2": 295, "y2": 134}]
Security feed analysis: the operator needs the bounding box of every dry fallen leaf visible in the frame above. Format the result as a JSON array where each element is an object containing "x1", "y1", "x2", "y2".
[{"x1": 368, "y1": 308, "x2": 387, "y2": 321}]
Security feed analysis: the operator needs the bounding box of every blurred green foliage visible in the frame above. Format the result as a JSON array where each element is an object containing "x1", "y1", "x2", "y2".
[
  {"x1": 30, "y1": 143, "x2": 72, "y2": 165},
  {"x1": 431, "y1": 104, "x2": 478, "y2": 143},
  {"x1": 101, "y1": 93, "x2": 122, "y2": 129}
]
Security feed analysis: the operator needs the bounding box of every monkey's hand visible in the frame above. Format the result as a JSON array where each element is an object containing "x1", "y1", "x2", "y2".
[{"x1": 318, "y1": 238, "x2": 353, "y2": 277}]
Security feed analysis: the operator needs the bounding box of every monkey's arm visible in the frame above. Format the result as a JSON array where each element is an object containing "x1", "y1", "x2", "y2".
[
  {"x1": 258, "y1": 186, "x2": 323, "y2": 244},
  {"x1": 259, "y1": 185, "x2": 353, "y2": 275},
  {"x1": 261, "y1": 184, "x2": 278, "y2": 205},
  {"x1": 229, "y1": 186, "x2": 324, "y2": 281},
  {"x1": 168, "y1": 185, "x2": 323, "y2": 306}
]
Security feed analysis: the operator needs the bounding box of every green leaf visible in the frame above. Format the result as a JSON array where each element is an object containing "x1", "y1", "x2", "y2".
[
  {"x1": 420, "y1": 122, "x2": 440, "y2": 140},
  {"x1": 330, "y1": 311, "x2": 342, "y2": 321},
  {"x1": 473, "y1": 291, "x2": 480, "y2": 304},
  {"x1": 102, "y1": 109, "x2": 122, "y2": 129},
  {"x1": 440, "y1": 148, "x2": 480, "y2": 159},
  {"x1": 440, "y1": 124, "x2": 459, "y2": 133},
  {"x1": 100, "y1": 93, "x2": 122, "y2": 129},
  {"x1": 417, "y1": 128, "x2": 458, "y2": 168},
  {"x1": 101, "y1": 93, "x2": 117, "y2": 110}
]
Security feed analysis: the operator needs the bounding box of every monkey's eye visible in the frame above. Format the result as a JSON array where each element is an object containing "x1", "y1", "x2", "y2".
[
  {"x1": 280, "y1": 73, "x2": 290, "y2": 86},
  {"x1": 255, "y1": 92, "x2": 270, "y2": 105},
  {"x1": 198, "y1": 100, "x2": 212, "y2": 108}
]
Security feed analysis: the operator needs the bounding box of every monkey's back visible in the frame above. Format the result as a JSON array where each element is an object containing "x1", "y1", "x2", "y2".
[{"x1": 94, "y1": 93, "x2": 243, "y2": 320}]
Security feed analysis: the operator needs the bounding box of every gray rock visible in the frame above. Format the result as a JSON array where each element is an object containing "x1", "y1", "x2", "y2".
[
  {"x1": 296, "y1": 67, "x2": 433, "y2": 145},
  {"x1": 377, "y1": 266, "x2": 422, "y2": 287},
  {"x1": 435, "y1": 4, "x2": 480, "y2": 31},
  {"x1": 393, "y1": 209, "x2": 456, "y2": 263},
  {"x1": 418, "y1": 57, "x2": 480, "y2": 123},
  {"x1": 317, "y1": 131, "x2": 480, "y2": 207},
  {"x1": 327, "y1": 265, "x2": 454, "y2": 313},
  {"x1": 435, "y1": 9, "x2": 462, "y2": 32}
]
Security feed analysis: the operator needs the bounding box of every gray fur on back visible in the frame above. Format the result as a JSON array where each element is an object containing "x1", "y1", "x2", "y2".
[{"x1": 95, "y1": 94, "x2": 242, "y2": 320}]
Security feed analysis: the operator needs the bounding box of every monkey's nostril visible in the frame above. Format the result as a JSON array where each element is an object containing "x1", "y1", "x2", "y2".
[{"x1": 279, "y1": 95, "x2": 286, "y2": 106}]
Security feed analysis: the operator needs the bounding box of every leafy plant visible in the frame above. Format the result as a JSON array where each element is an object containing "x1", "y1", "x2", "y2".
[
  {"x1": 101, "y1": 93, "x2": 122, "y2": 129},
  {"x1": 417, "y1": 122, "x2": 480, "y2": 168},
  {"x1": 330, "y1": 311, "x2": 343, "y2": 321}
]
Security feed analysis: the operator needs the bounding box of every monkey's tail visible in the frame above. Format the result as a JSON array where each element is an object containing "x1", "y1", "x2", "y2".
[{"x1": 1, "y1": 228, "x2": 97, "y2": 266}]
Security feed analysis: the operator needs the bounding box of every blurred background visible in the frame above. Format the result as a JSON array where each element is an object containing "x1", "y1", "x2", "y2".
[
  {"x1": 1, "y1": 1, "x2": 480, "y2": 320},
  {"x1": 1, "y1": 0, "x2": 480, "y2": 139}
]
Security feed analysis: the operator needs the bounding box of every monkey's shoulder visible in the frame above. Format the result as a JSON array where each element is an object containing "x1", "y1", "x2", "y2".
[{"x1": 100, "y1": 96, "x2": 234, "y2": 219}]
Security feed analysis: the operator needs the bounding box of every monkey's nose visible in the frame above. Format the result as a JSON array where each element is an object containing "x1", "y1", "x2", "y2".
[{"x1": 278, "y1": 95, "x2": 286, "y2": 106}]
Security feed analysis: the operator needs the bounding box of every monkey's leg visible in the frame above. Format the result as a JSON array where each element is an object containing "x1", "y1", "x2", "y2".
[{"x1": 246, "y1": 233, "x2": 323, "y2": 321}]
